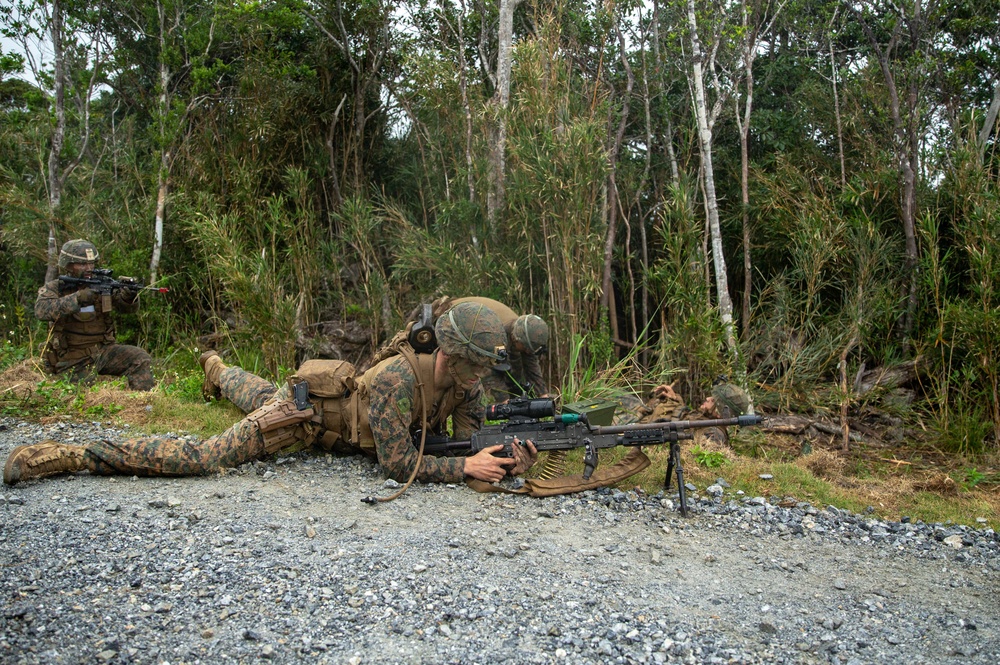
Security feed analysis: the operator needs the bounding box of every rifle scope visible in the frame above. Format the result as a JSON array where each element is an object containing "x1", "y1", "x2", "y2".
[{"x1": 485, "y1": 398, "x2": 556, "y2": 421}]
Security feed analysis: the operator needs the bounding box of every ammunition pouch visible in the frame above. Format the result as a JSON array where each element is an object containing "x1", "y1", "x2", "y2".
[
  {"x1": 246, "y1": 399, "x2": 317, "y2": 455},
  {"x1": 285, "y1": 360, "x2": 358, "y2": 453},
  {"x1": 290, "y1": 359, "x2": 356, "y2": 397}
]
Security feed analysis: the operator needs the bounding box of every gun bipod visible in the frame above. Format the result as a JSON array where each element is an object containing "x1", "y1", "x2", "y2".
[{"x1": 664, "y1": 439, "x2": 688, "y2": 517}]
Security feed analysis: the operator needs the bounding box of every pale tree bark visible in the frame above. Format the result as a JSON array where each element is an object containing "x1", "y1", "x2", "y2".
[
  {"x1": 976, "y1": 79, "x2": 1000, "y2": 162},
  {"x1": 487, "y1": 0, "x2": 520, "y2": 227},
  {"x1": 686, "y1": 0, "x2": 738, "y2": 356},
  {"x1": 113, "y1": 0, "x2": 215, "y2": 284},
  {"x1": 149, "y1": 0, "x2": 173, "y2": 286},
  {"x1": 29, "y1": 0, "x2": 100, "y2": 282},
  {"x1": 638, "y1": 10, "x2": 655, "y2": 362},
  {"x1": 457, "y1": 1, "x2": 476, "y2": 207}
]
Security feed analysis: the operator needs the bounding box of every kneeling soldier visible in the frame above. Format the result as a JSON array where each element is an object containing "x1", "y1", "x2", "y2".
[
  {"x1": 4, "y1": 302, "x2": 537, "y2": 486},
  {"x1": 35, "y1": 239, "x2": 154, "y2": 391}
]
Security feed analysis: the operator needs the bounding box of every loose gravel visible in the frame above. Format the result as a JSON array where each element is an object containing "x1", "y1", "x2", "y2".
[{"x1": 1, "y1": 417, "x2": 998, "y2": 664}]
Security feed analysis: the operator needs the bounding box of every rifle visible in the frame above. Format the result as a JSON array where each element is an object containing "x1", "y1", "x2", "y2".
[
  {"x1": 58, "y1": 268, "x2": 169, "y2": 295},
  {"x1": 419, "y1": 397, "x2": 762, "y2": 516}
]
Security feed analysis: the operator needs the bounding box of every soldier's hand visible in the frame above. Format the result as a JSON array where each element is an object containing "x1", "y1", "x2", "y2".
[
  {"x1": 463, "y1": 444, "x2": 515, "y2": 483},
  {"x1": 76, "y1": 288, "x2": 96, "y2": 306},
  {"x1": 119, "y1": 282, "x2": 141, "y2": 303},
  {"x1": 507, "y1": 438, "x2": 538, "y2": 476}
]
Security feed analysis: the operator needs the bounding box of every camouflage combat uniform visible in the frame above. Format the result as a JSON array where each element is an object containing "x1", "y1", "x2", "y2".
[
  {"x1": 35, "y1": 278, "x2": 154, "y2": 391},
  {"x1": 78, "y1": 351, "x2": 484, "y2": 482},
  {"x1": 5, "y1": 301, "x2": 516, "y2": 487},
  {"x1": 419, "y1": 296, "x2": 548, "y2": 402}
]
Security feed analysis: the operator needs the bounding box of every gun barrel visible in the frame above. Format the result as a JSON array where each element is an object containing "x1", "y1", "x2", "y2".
[{"x1": 592, "y1": 413, "x2": 762, "y2": 435}]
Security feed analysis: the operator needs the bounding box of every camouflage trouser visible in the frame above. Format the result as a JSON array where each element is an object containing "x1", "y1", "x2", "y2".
[
  {"x1": 86, "y1": 417, "x2": 267, "y2": 477},
  {"x1": 217, "y1": 364, "x2": 279, "y2": 414},
  {"x1": 57, "y1": 344, "x2": 155, "y2": 391},
  {"x1": 84, "y1": 365, "x2": 281, "y2": 477}
]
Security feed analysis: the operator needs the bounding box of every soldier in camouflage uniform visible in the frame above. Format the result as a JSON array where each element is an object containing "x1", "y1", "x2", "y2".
[
  {"x1": 4, "y1": 302, "x2": 538, "y2": 486},
  {"x1": 638, "y1": 381, "x2": 751, "y2": 445},
  {"x1": 412, "y1": 296, "x2": 550, "y2": 403},
  {"x1": 34, "y1": 239, "x2": 154, "y2": 391}
]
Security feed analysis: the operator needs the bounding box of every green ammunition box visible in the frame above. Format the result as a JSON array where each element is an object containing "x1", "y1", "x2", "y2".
[{"x1": 562, "y1": 398, "x2": 617, "y2": 426}]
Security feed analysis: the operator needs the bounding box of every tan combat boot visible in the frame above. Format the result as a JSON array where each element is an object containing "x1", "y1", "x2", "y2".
[
  {"x1": 199, "y1": 350, "x2": 224, "y2": 401},
  {"x1": 3, "y1": 441, "x2": 87, "y2": 485}
]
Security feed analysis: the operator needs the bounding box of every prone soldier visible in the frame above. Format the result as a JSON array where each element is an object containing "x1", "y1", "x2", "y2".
[
  {"x1": 35, "y1": 239, "x2": 154, "y2": 391},
  {"x1": 4, "y1": 302, "x2": 538, "y2": 487}
]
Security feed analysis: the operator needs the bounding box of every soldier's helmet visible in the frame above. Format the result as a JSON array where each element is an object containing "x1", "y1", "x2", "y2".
[
  {"x1": 58, "y1": 239, "x2": 100, "y2": 270},
  {"x1": 712, "y1": 383, "x2": 750, "y2": 418},
  {"x1": 435, "y1": 302, "x2": 509, "y2": 370},
  {"x1": 511, "y1": 314, "x2": 549, "y2": 355}
]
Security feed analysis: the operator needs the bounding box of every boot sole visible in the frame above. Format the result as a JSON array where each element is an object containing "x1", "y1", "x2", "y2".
[{"x1": 3, "y1": 445, "x2": 27, "y2": 485}]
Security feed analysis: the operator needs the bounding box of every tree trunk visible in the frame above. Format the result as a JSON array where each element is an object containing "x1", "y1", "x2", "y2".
[
  {"x1": 977, "y1": 80, "x2": 1000, "y2": 161},
  {"x1": 45, "y1": 0, "x2": 66, "y2": 282},
  {"x1": 150, "y1": 150, "x2": 169, "y2": 285},
  {"x1": 487, "y1": 0, "x2": 519, "y2": 227},
  {"x1": 829, "y1": 9, "x2": 846, "y2": 187},
  {"x1": 456, "y1": 1, "x2": 476, "y2": 207},
  {"x1": 150, "y1": 15, "x2": 171, "y2": 285},
  {"x1": 851, "y1": 1, "x2": 932, "y2": 348},
  {"x1": 651, "y1": 0, "x2": 679, "y2": 189},
  {"x1": 686, "y1": 0, "x2": 738, "y2": 355},
  {"x1": 601, "y1": 23, "x2": 634, "y2": 346}
]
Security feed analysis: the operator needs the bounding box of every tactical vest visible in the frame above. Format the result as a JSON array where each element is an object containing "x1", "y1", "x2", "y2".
[
  {"x1": 347, "y1": 346, "x2": 464, "y2": 451},
  {"x1": 44, "y1": 281, "x2": 116, "y2": 370},
  {"x1": 249, "y1": 342, "x2": 464, "y2": 456}
]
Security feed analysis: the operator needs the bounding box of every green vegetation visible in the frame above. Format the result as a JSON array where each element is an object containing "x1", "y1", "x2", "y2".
[{"x1": 691, "y1": 446, "x2": 727, "y2": 469}]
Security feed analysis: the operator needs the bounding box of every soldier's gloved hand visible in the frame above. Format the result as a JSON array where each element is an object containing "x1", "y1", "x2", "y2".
[
  {"x1": 507, "y1": 438, "x2": 538, "y2": 476},
  {"x1": 76, "y1": 288, "x2": 96, "y2": 306},
  {"x1": 119, "y1": 282, "x2": 141, "y2": 303}
]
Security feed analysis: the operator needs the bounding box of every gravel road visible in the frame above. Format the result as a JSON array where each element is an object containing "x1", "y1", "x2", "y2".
[{"x1": 1, "y1": 417, "x2": 998, "y2": 665}]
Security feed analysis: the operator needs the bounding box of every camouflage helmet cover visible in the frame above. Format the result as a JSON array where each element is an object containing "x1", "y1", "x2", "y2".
[
  {"x1": 59, "y1": 239, "x2": 99, "y2": 270},
  {"x1": 510, "y1": 314, "x2": 549, "y2": 354},
  {"x1": 711, "y1": 383, "x2": 750, "y2": 418},
  {"x1": 435, "y1": 302, "x2": 508, "y2": 369}
]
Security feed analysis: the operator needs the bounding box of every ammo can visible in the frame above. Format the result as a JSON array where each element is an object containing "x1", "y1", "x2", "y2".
[{"x1": 562, "y1": 398, "x2": 617, "y2": 426}]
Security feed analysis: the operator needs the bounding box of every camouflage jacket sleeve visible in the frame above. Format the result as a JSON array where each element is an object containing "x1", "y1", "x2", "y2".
[
  {"x1": 519, "y1": 352, "x2": 547, "y2": 395},
  {"x1": 34, "y1": 281, "x2": 83, "y2": 321},
  {"x1": 367, "y1": 359, "x2": 467, "y2": 483},
  {"x1": 450, "y1": 382, "x2": 485, "y2": 441}
]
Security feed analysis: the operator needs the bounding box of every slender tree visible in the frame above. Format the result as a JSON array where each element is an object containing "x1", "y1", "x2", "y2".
[
  {"x1": 487, "y1": 0, "x2": 521, "y2": 226},
  {"x1": 685, "y1": 0, "x2": 738, "y2": 356}
]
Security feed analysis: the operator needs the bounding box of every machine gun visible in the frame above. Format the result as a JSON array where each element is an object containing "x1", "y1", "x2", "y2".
[
  {"x1": 419, "y1": 397, "x2": 761, "y2": 516},
  {"x1": 58, "y1": 268, "x2": 169, "y2": 296}
]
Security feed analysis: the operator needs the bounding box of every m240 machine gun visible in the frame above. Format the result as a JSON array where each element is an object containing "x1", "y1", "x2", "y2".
[{"x1": 419, "y1": 397, "x2": 762, "y2": 516}]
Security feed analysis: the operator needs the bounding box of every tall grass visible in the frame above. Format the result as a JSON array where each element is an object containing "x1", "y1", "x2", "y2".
[{"x1": 919, "y1": 149, "x2": 1000, "y2": 453}]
